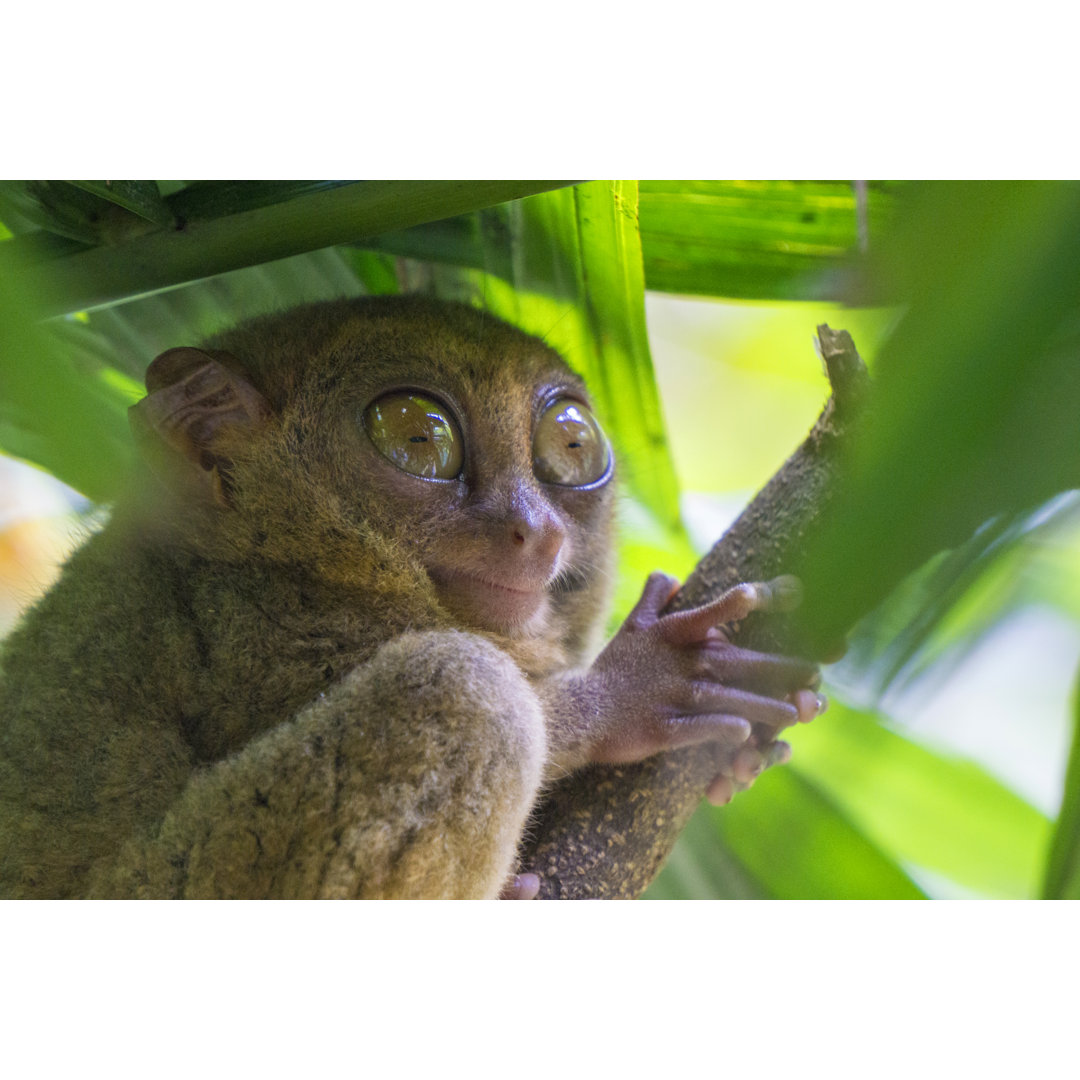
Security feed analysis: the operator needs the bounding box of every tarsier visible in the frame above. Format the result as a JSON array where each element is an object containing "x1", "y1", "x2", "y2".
[{"x1": 0, "y1": 295, "x2": 823, "y2": 899}]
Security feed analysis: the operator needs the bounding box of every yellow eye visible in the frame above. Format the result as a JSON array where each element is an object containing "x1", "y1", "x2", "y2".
[
  {"x1": 533, "y1": 398, "x2": 610, "y2": 487},
  {"x1": 364, "y1": 392, "x2": 464, "y2": 480}
]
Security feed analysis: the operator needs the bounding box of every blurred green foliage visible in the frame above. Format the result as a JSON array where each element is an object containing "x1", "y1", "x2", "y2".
[{"x1": 2, "y1": 180, "x2": 1078, "y2": 899}]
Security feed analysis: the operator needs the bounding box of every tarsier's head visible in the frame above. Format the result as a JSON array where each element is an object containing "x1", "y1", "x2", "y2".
[{"x1": 129, "y1": 296, "x2": 617, "y2": 650}]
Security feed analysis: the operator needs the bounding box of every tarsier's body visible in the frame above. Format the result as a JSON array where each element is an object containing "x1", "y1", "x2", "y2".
[{"x1": 0, "y1": 296, "x2": 818, "y2": 899}]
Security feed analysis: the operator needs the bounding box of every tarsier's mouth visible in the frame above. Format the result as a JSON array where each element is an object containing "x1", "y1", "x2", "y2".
[{"x1": 427, "y1": 566, "x2": 549, "y2": 630}]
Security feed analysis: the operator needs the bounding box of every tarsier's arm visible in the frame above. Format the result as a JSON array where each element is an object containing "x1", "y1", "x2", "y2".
[
  {"x1": 90, "y1": 630, "x2": 547, "y2": 900},
  {"x1": 86, "y1": 579, "x2": 818, "y2": 900},
  {"x1": 539, "y1": 573, "x2": 821, "y2": 788},
  {"x1": 493, "y1": 574, "x2": 821, "y2": 901}
]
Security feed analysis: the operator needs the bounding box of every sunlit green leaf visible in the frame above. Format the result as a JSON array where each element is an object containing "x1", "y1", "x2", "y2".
[
  {"x1": 653, "y1": 765, "x2": 925, "y2": 899},
  {"x1": 801, "y1": 182, "x2": 1080, "y2": 653},
  {"x1": 790, "y1": 702, "x2": 1050, "y2": 898},
  {"x1": 352, "y1": 182, "x2": 906, "y2": 304},
  {"x1": 0, "y1": 278, "x2": 134, "y2": 500},
  {"x1": 638, "y1": 180, "x2": 900, "y2": 301},
  {"x1": 1044, "y1": 669, "x2": 1080, "y2": 898},
  {"x1": 643, "y1": 805, "x2": 769, "y2": 898}
]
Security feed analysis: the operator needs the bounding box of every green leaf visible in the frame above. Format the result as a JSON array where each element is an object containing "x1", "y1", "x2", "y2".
[
  {"x1": 355, "y1": 205, "x2": 514, "y2": 281},
  {"x1": 83, "y1": 245, "x2": 377, "y2": 381},
  {"x1": 166, "y1": 181, "x2": 354, "y2": 221},
  {"x1": 638, "y1": 180, "x2": 900, "y2": 301},
  {"x1": 1044, "y1": 667, "x2": 1080, "y2": 897},
  {"x1": 352, "y1": 182, "x2": 906, "y2": 304},
  {"x1": 67, "y1": 181, "x2": 174, "y2": 226},
  {"x1": 0, "y1": 181, "x2": 128, "y2": 244},
  {"x1": 427, "y1": 182, "x2": 685, "y2": 535},
  {"x1": 680, "y1": 765, "x2": 925, "y2": 899},
  {"x1": 2, "y1": 181, "x2": 575, "y2": 318},
  {"x1": 801, "y1": 182, "x2": 1080, "y2": 652},
  {"x1": 0, "y1": 282, "x2": 135, "y2": 501},
  {"x1": 790, "y1": 702, "x2": 1050, "y2": 898},
  {"x1": 642, "y1": 804, "x2": 770, "y2": 898}
]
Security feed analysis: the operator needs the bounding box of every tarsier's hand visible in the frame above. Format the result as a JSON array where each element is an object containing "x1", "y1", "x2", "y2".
[{"x1": 585, "y1": 572, "x2": 825, "y2": 805}]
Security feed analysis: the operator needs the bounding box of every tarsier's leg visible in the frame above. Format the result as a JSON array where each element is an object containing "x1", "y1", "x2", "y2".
[{"x1": 88, "y1": 631, "x2": 546, "y2": 899}]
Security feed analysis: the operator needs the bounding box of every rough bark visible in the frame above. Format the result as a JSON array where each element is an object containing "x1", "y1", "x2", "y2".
[{"x1": 519, "y1": 326, "x2": 871, "y2": 899}]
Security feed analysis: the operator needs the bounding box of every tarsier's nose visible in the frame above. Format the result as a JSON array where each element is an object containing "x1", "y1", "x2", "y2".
[
  {"x1": 501, "y1": 483, "x2": 566, "y2": 568},
  {"x1": 508, "y1": 507, "x2": 565, "y2": 565}
]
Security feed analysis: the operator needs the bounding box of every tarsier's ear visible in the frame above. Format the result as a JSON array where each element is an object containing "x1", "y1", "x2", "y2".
[{"x1": 129, "y1": 347, "x2": 272, "y2": 506}]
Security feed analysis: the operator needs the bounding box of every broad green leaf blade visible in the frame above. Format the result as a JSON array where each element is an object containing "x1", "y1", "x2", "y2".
[
  {"x1": 0, "y1": 181, "x2": 149, "y2": 244},
  {"x1": 166, "y1": 181, "x2": 354, "y2": 221},
  {"x1": 682, "y1": 765, "x2": 926, "y2": 899},
  {"x1": 3, "y1": 181, "x2": 574, "y2": 319},
  {"x1": 356, "y1": 206, "x2": 514, "y2": 281},
  {"x1": 0, "y1": 278, "x2": 136, "y2": 501},
  {"x1": 353, "y1": 182, "x2": 905, "y2": 304},
  {"x1": 638, "y1": 181, "x2": 900, "y2": 301},
  {"x1": 67, "y1": 182, "x2": 173, "y2": 226},
  {"x1": 801, "y1": 182, "x2": 1080, "y2": 653},
  {"x1": 790, "y1": 702, "x2": 1050, "y2": 898},
  {"x1": 1043, "y1": 668, "x2": 1080, "y2": 898},
  {"x1": 470, "y1": 182, "x2": 686, "y2": 533},
  {"x1": 342, "y1": 249, "x2": 401, "y2": 297},
  {"x1": 837, "y1": 498, "x2": 1080, "y2": 704},
  {"x1": 85, "y1": 245, "x2": 378, "y2": 381}
]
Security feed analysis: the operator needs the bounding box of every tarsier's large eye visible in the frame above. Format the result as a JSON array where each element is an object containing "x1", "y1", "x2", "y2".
[
  {"x1": 364, "y1": 392, "x2": 464, "y2": 480},
  {"x1": 532, "y1": 398, "x2": 610, "y2": 487}
]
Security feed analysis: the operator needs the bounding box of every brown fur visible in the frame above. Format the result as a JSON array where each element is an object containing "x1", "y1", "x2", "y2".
[{"x1": 0, "y1": 296, "x2": 615, "y2": 898}]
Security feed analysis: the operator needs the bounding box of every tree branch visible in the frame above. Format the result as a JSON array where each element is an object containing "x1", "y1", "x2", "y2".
[{"x1": 519, "y1": 326, "x2": 870, "y2": 899}]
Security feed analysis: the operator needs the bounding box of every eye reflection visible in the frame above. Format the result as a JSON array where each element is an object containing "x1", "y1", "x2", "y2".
[
  {"x1": 533, "y1": 398, "x2": 609, "y2": 487},
  {"x1": 364, "y1": 392, "x2": 464, "y2": 480}
]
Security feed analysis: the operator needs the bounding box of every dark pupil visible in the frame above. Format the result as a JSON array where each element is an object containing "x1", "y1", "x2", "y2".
[
  {"x1": 409, "y1": 435, "x2": 428, "y2": 443},
  {"x1": 567, "y1": 441, "x2": 582, "y2": 448}
]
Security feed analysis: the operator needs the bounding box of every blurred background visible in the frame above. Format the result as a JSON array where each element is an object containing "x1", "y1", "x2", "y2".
[{"x1": 3, "y1": 180, "x2": 1079, "y2": 898}]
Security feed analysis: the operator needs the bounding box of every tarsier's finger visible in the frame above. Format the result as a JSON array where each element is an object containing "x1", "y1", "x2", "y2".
[
  {"x1": 789, "y1": 688, "x2": 827, "y2": 724},
  {"x1": 499, "y1": 873, "x2": 541, "y2": 900},
  {"x1": 629, "y1": 572, "x2": 681, "y2": 625},
  {"x1": 732, "y1": 745, "x2": 767, "y2": 785},
  {"x1": 706, "y1": 739, "x2": 792, "y2": 805},
  {"x1": 698, "y1": 643, "x2": 820, "y2": 695},
  {"x1": 660, "y1": 575, "x2": 803, "y2": 646},
  {"x1": 660, "y1": 713, "x2": 752, "y2": 752},
  {"x1": 706, "y1": 775, "x2": 735, "y2": 806},
  {"x1": 687, "y1": 684, "x2": 799, "y2": 729},
  {"x1": 765, "y1": 740, "x2": 792, "y2": 767}
]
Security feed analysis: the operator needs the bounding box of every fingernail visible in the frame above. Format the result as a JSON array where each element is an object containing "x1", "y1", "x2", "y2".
[
  {"x1": 816, "y1": 693, "x2": 829, "y2": 715},
  {"x1": 706, "y1": 776, "x2": 734, "y2": 806},
  {"x1": 768, "y1": 575, "x2": 803, "y2": 612}
]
